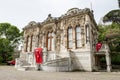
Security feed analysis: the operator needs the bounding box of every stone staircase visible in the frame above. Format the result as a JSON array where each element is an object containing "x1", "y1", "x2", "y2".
[
  {"x1": 41, "y1": 57, "x2": 72, "y2": 72},
  {"x1": 15, "y1": 55, "x2": 72, "y2": 71},
  {"x1": 15, "y1": 50, "x2": 72, "y2": 71}
]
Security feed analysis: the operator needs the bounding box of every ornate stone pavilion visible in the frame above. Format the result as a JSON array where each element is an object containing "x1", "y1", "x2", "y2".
[{"x1": 15, "y1": 8, "x2": 111, "y2": 72}]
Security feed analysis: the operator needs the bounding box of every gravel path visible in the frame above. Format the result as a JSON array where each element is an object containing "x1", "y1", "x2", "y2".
[{"x1": 0, "y1": 66, "x2": 120, "y2": 80}]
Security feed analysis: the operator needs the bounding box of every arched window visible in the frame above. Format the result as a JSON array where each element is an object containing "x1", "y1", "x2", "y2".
[
  {"x1": 75, "y1": 26, "x2": 81, "y2": 48},
  {"x1": 47, "y1": 32, "x2": 54, "y2": 51},
  {"x1": 67, "y1": 27, "x2": 73, "y2": 49}
]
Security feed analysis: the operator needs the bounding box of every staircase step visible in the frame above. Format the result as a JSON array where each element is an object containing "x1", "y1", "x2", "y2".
[
  {"x1": 17, "y1": 67, "x2": 27, "y2": 71},
  {"x1": 27, "y1": 67, "x2": 35, "y2": 71},
  {"x1": 17, "y1": 66, "x2": 36, "y2": 71}
]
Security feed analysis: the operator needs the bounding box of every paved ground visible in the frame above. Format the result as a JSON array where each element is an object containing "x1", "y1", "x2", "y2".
[{"x1": 0, "y1": 66, "x2": 120, "y2": 80}]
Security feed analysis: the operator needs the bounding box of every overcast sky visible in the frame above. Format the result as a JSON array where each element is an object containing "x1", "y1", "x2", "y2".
[{"x1": 0, "y1": 0, "x2": 119, "y2": 31}]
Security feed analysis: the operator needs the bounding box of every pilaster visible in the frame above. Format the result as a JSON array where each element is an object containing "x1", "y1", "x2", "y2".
[{"x1": 105, "y1": 42, "x2": 112, "y2": 72}]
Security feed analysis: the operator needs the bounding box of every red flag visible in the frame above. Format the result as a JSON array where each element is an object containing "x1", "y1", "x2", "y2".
[
  {"x1": 96, "y1": 42, "x2": 102, "y2": 52},
  {"x1": 34, "y1": 48, "x2": 43, "y2": 64}
]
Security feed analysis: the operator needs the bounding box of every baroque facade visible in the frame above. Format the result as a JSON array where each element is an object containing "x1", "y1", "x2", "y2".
[{"x1": 17, "y1": 8, "x2": 108, "y2": 72}]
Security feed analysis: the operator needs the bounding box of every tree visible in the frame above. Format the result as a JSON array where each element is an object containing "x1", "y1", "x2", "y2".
[
  {"x1": 0, "y1": 23, "x2": 22, "y2": 63},
  {"x1": 103, "y1": 9, "x2": 120, "y2": 24},
  {"x1": 102, "y1": 9, "x2": 120, "y2": 46},
  {"x1": 118, "y1": 0, "x2": 120, "y2": 8},
  {"x1": 99, "y1": 8, "x2": 120, "y2": 65}
]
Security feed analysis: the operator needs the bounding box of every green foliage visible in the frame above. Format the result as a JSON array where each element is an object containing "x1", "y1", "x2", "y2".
[
  {"x1": 0, "y1": 23, "x2": 22, "y2": 63},
  {"x1": 98, "y1": 25, "x2": 106, "y2": 41},
  {"x1": 104, "y1": 23, "x2": 120, "y2": 38},
  {"x1": 111, "y1": 54, "x2": 120, "y2": 65},
  {"x1": 100, "y1": 56, "x2": 106, "y2": 63},
  {"x1": 98, "y1": 22, "x2": 120, "y2": 65},
  {"x1": 0, "y1": 38, "x2": 14, "y2": 63},
  {"x1": 6, "y1": 25, "x2": 20, "y2": 41},
  {"x1": 0, "y1": 56, "x2": 3, "y2": 63},
  {"x1": 0, "y1": 23, "x2": 11, "y2": 36}
]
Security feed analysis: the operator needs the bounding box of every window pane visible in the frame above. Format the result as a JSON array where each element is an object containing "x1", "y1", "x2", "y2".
[
  {"x1": 76, "y1": 40, "x2": 81, "y2": 48},
  {"x1": 68, "y1": 27, "x2": 73, "y2": 49},
  {"x1": 76, "y1": 26, "x2": 81, "y2": 48},
  {"x1": 68, "y1": 41, "x2": 73, "y2": 48},
  {"x1": 76, "y1": 27, "x2": 81, "y2": 32},
  {"x1": 68, "y1": 33, "x2": 72, "y2": 40},
  {"x1": 52, "y1": 32, "x2": 54, "y2": 36},
  {"x1": 68, "y1": 28, "x2": 72, "y2": 33},
  {"x1": 76, "y1": 33, "x2": 81, "y2": 40},
  {"x1": 48, "y1": 33, "x2": 51, "y2": 37},
  {"x1": 86, "y1": 26, "x2": 89, "y2": 37}
]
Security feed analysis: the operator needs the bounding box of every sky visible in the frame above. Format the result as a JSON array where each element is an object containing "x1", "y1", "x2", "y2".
[{"x1": 0, "y1": 0, "x2": 119, "y2": 31}]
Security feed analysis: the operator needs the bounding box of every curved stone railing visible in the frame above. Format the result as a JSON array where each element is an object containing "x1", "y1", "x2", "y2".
[{"x1": 41, "y1": 57, "x2": 72, "y2": 72}]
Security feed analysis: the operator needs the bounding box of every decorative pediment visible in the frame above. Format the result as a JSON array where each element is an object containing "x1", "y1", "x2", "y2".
[
  {"x1": 67, "y1": 8, "x2": 79, "y2": 15},
  {"x1": 60, "y1": 8, "x2": 91, "y2": 19}
]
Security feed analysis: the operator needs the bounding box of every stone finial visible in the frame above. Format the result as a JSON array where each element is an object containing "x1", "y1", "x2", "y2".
[
  {"x1": 44, "y1": 14, "x2": 54, "y2": 23},
  {"x1": 48, "y1": 14, "x2": 52, "y2": 18}
]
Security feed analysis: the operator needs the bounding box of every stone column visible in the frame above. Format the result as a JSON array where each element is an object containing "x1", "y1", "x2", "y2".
[
  {"x1": 68, "y1": 50, "x2": 72, "y2": 71},
  {"x1": 60, "y1": 32, "x2": 63, "y2": 45},
  {"x1": 23, "y1": 37, "x2": 27, "y2": 52},
  {"x1": 32, "y1": 35, "x2": 35, "y2": 52},
  {"x1": 64, "y1": 29, "x2": 67, "y2": 49},
  {"x1": 105, "y1": 42, "x2": 112, "y2": 72},
  {"x1": 63, "y1": 29, "x2": 67, "y2": 50},
  {"x1": 44, "y1": 33, "x2": 47, "y2": 48},
  {"x1": 87, "y1": 24, "x2": 91, "y2": 49},
  {"x1": 59, "y1": 29, "x2": 67, "y2": 53},
  {"x1": 81, "y1": 27, "x2": 85, "y2": 47},
  {"x1": 35, "y1": 35, "x2": 39, "y2": 48},
  {"x1": 42, "y1": 33, "x2": 45, "y2": 48},
  {"x1": 43, "y1": 47, "x2": 47, "y2": 62},
  {"x1": 57, "y1": 36, "x2": 61, "y2": 52},
  {"x1": 106, "y1": 53, "x2": 112, "y2": 72}
]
